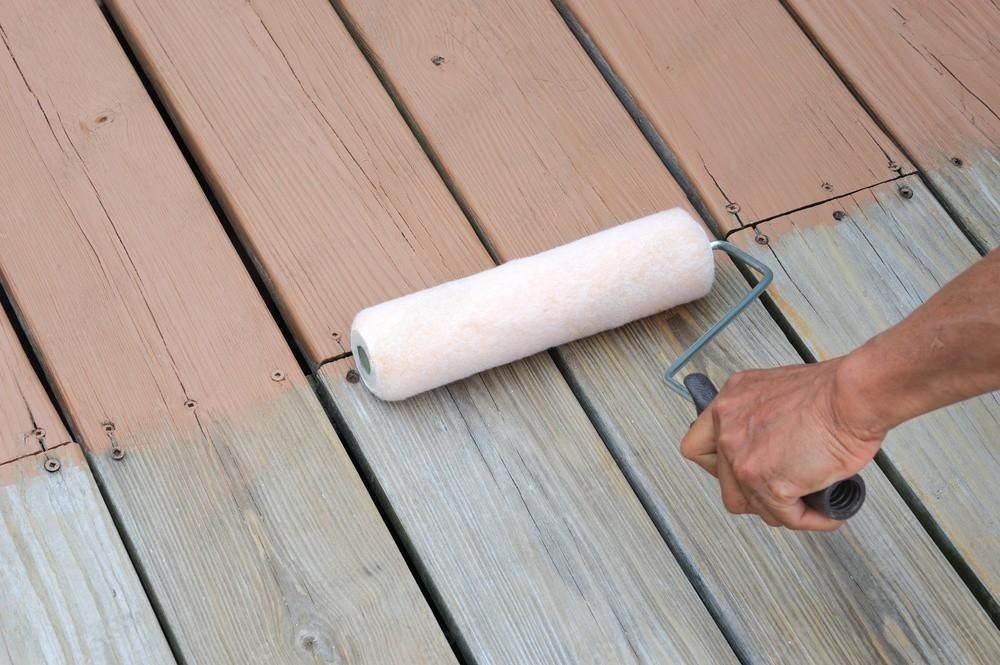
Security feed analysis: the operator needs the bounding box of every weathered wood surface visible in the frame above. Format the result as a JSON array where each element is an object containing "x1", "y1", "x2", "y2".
[
  {"x1": 321, "y1": 356, "x2": 737, "y2": 664},
  {"x1": 0, "y1": 1, "x2": 453, "y2": 663},
  {"x1": 0, "y1": 308, "x2": 62, "y2": 463},
  {"x1": 337, "y1": 0, "x2": 1000, "y2": 660},
  {"x1": 106, "y1": 0, "x2": 488, "y2": 364},
  {"x1": 0, "y1": 444, "x2": 175, "y2": 665},
  {"x1": 554, "y1": 0, "x2": 911, "y2": 229},
  {"x1": 733, "y1": 176, "x2": 1000, "y2": 608},
  {"x1": 107, "y1": 0, "x2": 738, "y2": 659},
  {"x1": 785, "y1": 0, "x2": 1000, "y2": 249}
]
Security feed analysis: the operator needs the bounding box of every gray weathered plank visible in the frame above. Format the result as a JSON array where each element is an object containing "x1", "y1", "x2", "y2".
[
  {"x1": 732, "y1": 175, "x2": 1000, "y2": 609},
  {"x1": 321, "y1": 355, "x2": 737, "y2": 664},
  {"x1": 0, "y1": 443, "x2": 175, "y2": 665},
  {"x1": 0, "y1": 0, "x2": 454, "y2": 662},
  {"x1": 334, "y1": 0, "x2": 1000, "y2": 660}
]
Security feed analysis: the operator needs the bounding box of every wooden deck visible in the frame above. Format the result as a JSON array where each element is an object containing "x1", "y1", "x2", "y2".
[{"x1": 0, "y1": 0, "x2": 997, "y2": 662}]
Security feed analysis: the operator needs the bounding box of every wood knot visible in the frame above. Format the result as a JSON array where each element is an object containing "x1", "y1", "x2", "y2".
[{"x1": 295, "y1": 628, "x2": 343, "y2": 663}]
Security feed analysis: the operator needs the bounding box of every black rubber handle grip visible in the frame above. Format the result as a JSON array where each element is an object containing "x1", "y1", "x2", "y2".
[{"x1": 683, "y1": 373, "x2": 865, "y2": 520}]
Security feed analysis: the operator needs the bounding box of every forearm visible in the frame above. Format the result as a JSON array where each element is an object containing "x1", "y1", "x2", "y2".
[{"x1": 836, "y1": 249, "x2": 1000, "y2": 436}]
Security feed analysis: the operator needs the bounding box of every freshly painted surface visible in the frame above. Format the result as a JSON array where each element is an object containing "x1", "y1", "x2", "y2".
[{"x1": 786, "y1": 0, "x2": 1000, "y2": 249}]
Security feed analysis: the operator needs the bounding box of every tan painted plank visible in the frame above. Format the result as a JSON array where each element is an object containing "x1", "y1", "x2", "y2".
[
  {"x1": 554, "y1": 0, "x2": 910, "y2": 229},
  {"x1": 105, "y1": 0, "x2": 488, "y2": 364},
  {"x1": 0, "y1": 1, "x2": 453, "y2": 663},
  {"x1": 106, "y1": 0, "x2": 740, "y2": 659},
  {"x1": 785, "y1": 0, "x2": 1000, "y2": 249},
  {"x1": 337, "y1": 0, "x2": 1000, "y2": 660},
  {"x1": 732, "y1": 175, "x2": 1000, "y2": 605},
  {"x1": 321, "y1": 356, "x2": 736, "y2": 664},
  {"x1": 0, "y1": 309, "x2": 63, "y2": 463},
  {"x1": 0, "y1": 444, "x2": 175, "y2": 665}
]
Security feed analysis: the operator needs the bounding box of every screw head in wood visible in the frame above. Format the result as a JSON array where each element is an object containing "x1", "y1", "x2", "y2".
[
  {"x1": 346, "y1": 369, "x2": 360, "y2": 384},
  {"x1": 331, "y1": 331, "x2": 341, "y2": 340},
  {"x1": 44, "y1": 458, "x2": 61, "y2": 473},
  {"x1": 111, "y1": 448, "x2": 125, "y2": 461},
  {"x1": 431, "y1": 55, "x2": 445, "y2": 66},
  {"x1": 821, "y1": 182, "x2": 833, "y2": 192},
  {"x1": 184, "y1": 399, "x2": 197, "y2": 409},
  {"x1": 103, "y1": 422, "x2": 115, "y2": 433},
  {"x1": 832, "y1": 210, "x2": 846, "y2": 221},
  {"x1": 950, "y1": 157, "x2": 963, "y2": 167},
  {"x1": 32, "y1": 427, "x2": 45, "y2": 438},
  {"x1": 271, "y1": 371, "x2": 285, "y2": 382},
  {"x1": 725, "y1": 203, "x2": 741, "y2": 214},
  {"x1": 754, "y1": 233, "x2": 769, "y2": 245},
  {"x1": 888, "y1": 161, "x2": 900, "y2": 171},
  {"x1": 898, "y1": 185, "x2": 913, "y2": 199}
]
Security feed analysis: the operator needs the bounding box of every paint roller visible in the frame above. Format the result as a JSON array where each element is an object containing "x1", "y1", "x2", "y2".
[{"x1": 351, "y1": 209, "x2": 865, "y2": 519}]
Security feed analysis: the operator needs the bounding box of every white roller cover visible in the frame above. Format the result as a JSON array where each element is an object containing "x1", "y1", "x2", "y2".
[{"x1": 351, "y1": 208, "x2": 715, "y2": 400}]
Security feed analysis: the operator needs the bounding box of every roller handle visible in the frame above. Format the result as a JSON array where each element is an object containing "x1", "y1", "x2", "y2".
[{"x1": 683, "y1": 373, "x2": 865, "y2": 520}]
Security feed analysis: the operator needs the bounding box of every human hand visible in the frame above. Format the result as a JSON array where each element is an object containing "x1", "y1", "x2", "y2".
[{"x1": 679, "y1": 359, "x2": 883, "y2": 530}]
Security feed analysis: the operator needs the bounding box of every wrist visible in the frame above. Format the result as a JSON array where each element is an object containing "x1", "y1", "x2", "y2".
[{"x1": 831, "y1": 346, "x2": 898, "y2": 440}]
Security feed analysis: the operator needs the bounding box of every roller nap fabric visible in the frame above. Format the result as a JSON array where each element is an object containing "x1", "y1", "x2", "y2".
[{"x1": 351, "y1": 209, "x2": 715, "y2": 400}]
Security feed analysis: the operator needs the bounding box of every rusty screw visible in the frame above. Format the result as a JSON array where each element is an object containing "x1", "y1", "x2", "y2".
[
  {"x1": 111, "y1": 448, "x2": 125, "y2": 461},
  {"x1": 184, "y1": 399, "x2": 197, "y2": 409},
  {"x1": 833, "y1": 210, "x2": 846, "y2": 221},
  {"x1": 103, "y1": 422, "x2": 115, "y2": 433},
  {"x1": 898, "y1": 185, "x2": 914, "y2": 199},
  {"x1": 725, "y1": 203, "x2": 741, "y2": 214},
  {"x1": 44, "y1": 458, "x2": 61, "y2": 473},
  {"x1": 346, "y1": 369, "x2": 361, "y2": 384}
]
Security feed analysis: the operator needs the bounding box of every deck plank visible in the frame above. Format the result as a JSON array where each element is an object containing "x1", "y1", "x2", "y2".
[
  {"x1": 732, "y1": 175, "x2": 1000, "y2": 609},
  {"x1": 0, "y1": 308, "x2": 60, "y2": 464},
  {"x1": 555, "y1": 0, "x2": 911, "y2": 229},
  {"x1": 1, "y1": 312, "x2": 173, "y2": 664},
  {"x1": 336, "y1": 0, "x2": 1000, "y2": 660},
  {"x1": 1, "y1": 444, "x2": 175, "y2": 665},
  {"x1": 107, "y1": 0, "x2": 738, "y2": 659},
  {"x1": 784, "y1": 0, "x2": 1000, "y2": 249},
  {"x1": 0, "y1": 1, "x2": 453, "y2": 663}
]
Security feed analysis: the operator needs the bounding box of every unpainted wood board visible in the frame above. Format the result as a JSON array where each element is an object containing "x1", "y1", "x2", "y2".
[
  {"x1": 337, "y1": 1, "x2": 1000, "y2": 660},
  {"x1": 0, "y1": 443, "x2": 175, "y2": 665},
  {"x1": 0, "y1": 309, "x2": 66, "y2": 463},
  {"x1": 0, "y1": 1, "x2": 453, "y2": 663},
  {"x1": 732, "y1": 175, "x2": 1000, "y2": 605},
  {"x1": 558, "y1": 263, "x2": 1000, "y2": 663},
  {"x1": 108, "y1": 1, "x2": 740, "y2": 659},
  {"x1": 105, "y1": 0, "x2": 490, "y2": 364},
  {"x1": 784, "y1": 0, "x2": 1000, "y2": 249},
  {"x1": 322, "y1": 355, "x2": 737, "y2": 664},
  {"x1": 555, "y1": 0, "x2": 911, "y2": 229}
]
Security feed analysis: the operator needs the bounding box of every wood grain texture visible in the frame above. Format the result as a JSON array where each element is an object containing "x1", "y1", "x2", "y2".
[
  {"x1": 338, "y1": 1, "x2": 1000, "y2": 660},
  {"x1": 322, "y1": 355, "x2": 736, "y2": 664},
  {"x1": 105, "y1": 0, "x2": 490, "y2": 364},
  {"x1": 0, "y1": 1, "x2": 453, "y2": 663},
  {"x1": 732, "y1": 175, "x2": 1000, "y2": 606},
  {"x1": 554, "y1": 0, "x2": 911, "y2": 229},
  {"x1": 0, "y1": 443, "x2": 175, "y2": 665},
  {"x1": 784, "y1": 0, "x2": 1000, "y2": 249},
  {"x1": 108, "y1": 1, "x2": 740, "y2": 659},
  {"x1": 0, "y1": 309, "x2": 65, "y2": 463}
]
